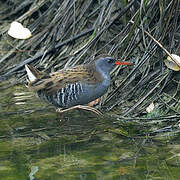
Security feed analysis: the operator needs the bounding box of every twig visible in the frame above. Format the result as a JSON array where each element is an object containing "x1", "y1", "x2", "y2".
[
  {"x1": 144, "y1": 30, "x2": 180, "y2": 66},
  {"x1": 1, "y1": 27, "x2": 94, "y2": 78}
]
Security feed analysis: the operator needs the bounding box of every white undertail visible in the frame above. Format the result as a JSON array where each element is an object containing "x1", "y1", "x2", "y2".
[{"x1": 25, "y1": 65, "x2": 37, "y2": 82}]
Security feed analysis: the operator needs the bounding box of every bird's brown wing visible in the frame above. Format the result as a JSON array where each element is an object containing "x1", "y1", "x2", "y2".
[{"x1": 27, "y1": 64, "x2": 103, "y2": 95}]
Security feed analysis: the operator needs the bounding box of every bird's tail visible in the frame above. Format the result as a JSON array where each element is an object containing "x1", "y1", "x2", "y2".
[{"x1": 25, "y1": 64, "x2": 44, "y2": 83}]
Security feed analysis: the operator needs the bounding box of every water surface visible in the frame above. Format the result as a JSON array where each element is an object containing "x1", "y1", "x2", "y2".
[{"x1": 0, "y1": 84, "x2": 180, "y2": 180}]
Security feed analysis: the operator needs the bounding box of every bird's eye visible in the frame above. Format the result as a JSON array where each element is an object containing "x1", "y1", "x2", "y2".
[{"x1": 107, "y1": 58, "x2": 114, "y2": 63}]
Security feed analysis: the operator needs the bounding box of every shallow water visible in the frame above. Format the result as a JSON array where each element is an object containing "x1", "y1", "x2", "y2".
[{"x1": 0, "y1": 84, "x2": 180, "y2": 180}]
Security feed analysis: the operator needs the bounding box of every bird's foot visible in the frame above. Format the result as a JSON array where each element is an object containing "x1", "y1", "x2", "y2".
[
  {"x1": 88, "y1": 98, "x2": 100, "y2": 107},
  {"x1": 56, "y1": 105, "x2": 103, "y2": 116}
]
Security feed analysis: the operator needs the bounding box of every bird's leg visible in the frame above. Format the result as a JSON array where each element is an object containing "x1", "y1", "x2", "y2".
[
  {"x1": 88, "y1": 98, "x2": 100, "y2": 107},
  {"x1": 56, "y1": 105, "x2": 103, "y2": 116}
]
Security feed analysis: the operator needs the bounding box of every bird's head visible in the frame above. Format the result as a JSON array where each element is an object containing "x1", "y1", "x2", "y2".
[{"x1": 94, "y1": 55, "x2": 133, "y2": 75}]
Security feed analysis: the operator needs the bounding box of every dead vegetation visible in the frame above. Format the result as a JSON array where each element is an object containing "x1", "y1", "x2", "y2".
[{"x1": 0, "y1": 0, "x2": 179, "y2": 127}]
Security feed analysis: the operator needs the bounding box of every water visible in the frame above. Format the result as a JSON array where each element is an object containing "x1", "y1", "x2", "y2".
[{"x1": 0, "y1": 83, "x2": 180, "y2": 180}]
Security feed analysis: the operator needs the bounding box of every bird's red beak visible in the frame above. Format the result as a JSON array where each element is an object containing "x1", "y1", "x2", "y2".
[{"x1": 115, "y1": 61, "x2": 134, "y2": 65}]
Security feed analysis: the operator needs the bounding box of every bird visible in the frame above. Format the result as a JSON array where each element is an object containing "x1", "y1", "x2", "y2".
[{"x1": 25, "y1": 55, "x2": 133, "y2": 115}]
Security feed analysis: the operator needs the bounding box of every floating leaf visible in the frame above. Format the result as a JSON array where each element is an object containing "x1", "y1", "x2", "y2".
[
  {"x1": 164, "y1": 54, "x2": 180, "y2": 71},
  {"x1": 146, "y1": 102, "x2": 155, "y2": 113},
  {"x1": 8, "y1": 21, "x2": 32, "y2": 39}
]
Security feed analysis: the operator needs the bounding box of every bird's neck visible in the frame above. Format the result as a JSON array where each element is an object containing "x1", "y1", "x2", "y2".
[
  {"x1": 94, "y1": 63, "x2": 110, "y2": 81},
  {"x1": 87, "y1": 63, "x2": 110, "y2": 83}
]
